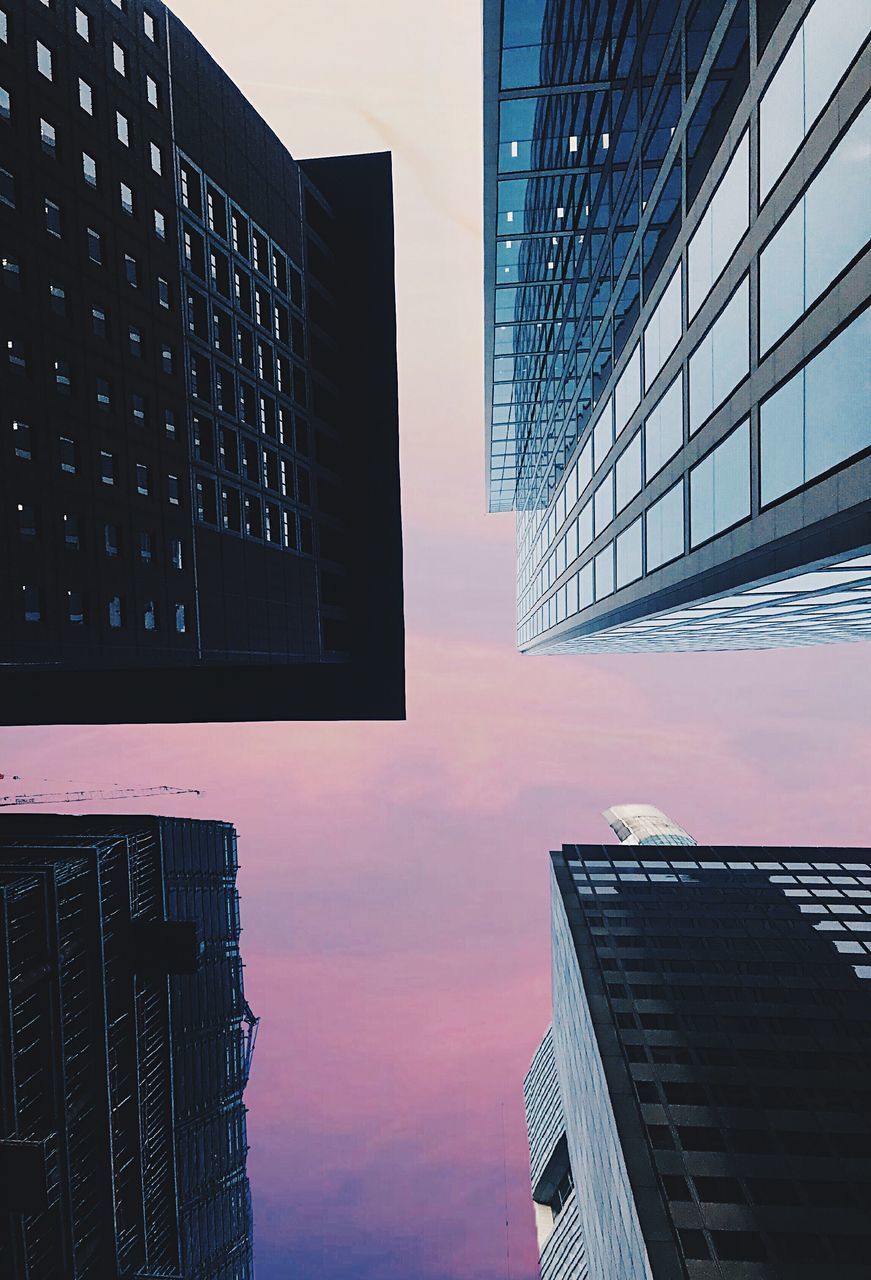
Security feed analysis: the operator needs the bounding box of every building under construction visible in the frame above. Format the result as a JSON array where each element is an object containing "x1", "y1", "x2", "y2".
[{"x1": 0, "y1": 813, "x2": 257, "y2": 1279}]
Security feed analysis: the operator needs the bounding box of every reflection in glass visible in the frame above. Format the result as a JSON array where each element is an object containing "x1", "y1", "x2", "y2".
[
  {"x1": 689, "y1": 276, "x2": 749, "y2": 434},
  {"x1": 690, "y1": 420, "x2": 750, "y2": 546},
  {"x1": 646, "y1": 480, "x2": 684, "y2": 571}
]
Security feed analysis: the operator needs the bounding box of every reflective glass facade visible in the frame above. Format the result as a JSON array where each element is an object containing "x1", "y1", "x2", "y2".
[
  {"x1": 0, "y1": 0, "x2": 404, "y2": 723},
  {"x1": 0, "y1": 815, "x2": 255, "y2": 1280},
  {"x1": 484, "y1": 0, "x2": 871, "y2": 654},
  {"x1": 544, "y1": 825, "x2": 871, "y2": 1279}
]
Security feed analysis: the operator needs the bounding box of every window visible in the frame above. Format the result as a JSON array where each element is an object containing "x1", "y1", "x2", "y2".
[
  {"x1": 154, "y1": 208, "x2": 166, "y2": 240},
  {"x1": 124, "y1": 255, "x2": 138, "y2": 287},
  {"x1": 687, "y1": 132, "x2": 749, "y2": 317},
  {"x1": 132, "y1": 393, "x2": 145, "y2": 421},
  {"x1": 594, "y1": 544, "x2": 614, "y2": 599},
  {"x1": 144, "y1": 601, "x2": 158, "y2": 631},
  {"x1": 167, "y1": 474, "x2": 180, "y2": 505},
  {"x1": 690, "y1": 420, "x2": 750, "y2": 546},
  {"x1": 760, "y1": 102, "x2": 871, "y2": 352},
  {"x1": 616, "y1": 519, "x2": 642, "y2": 588},
  {"x1": 594, "y1": 474, "x2": 614, "y2": 535},
  {"x1": 129, "y1": 326, "x2": 142, "y2": 357},
  {"x1": 688, "y1": 276, "x2": 749, "y2": 433},
  {"x1": 45, "y1": 199, "x2": 62, "y2": 237},
  {"x1": 0, "y1": 166, "x2": 13, "y2": 208},
  {"x1": 174, "y1": 604, "x2": 186, "y2": 633},
  {"x1": 646, "y1": 480, "x2": 684, "y2": 571},
  {"x1": 116, "y1": 111, "x2": 130, "y2": 146},
  {"x1": 49, "y1": 282, "x2": 66, "y2": 314},
  {"x1": 158, "y1": 277, "x2": 170, "y2": 308},
  {"x1": 60, "y1": 437, "x2": 77, "y2": 473},
  {"x1": 7, "y1": 337, "x2": 25, "y2": 368},
  {"x1": 0, "y1": 85, "x2": 9, "y2": 120},
  {"x1": 146, "y1": 75, "x2": 159, "y2": 109},
  {"x1": 170, "y1": 538, "x2": 183, "y2": 569},
  {"x1": 23, "y1": 586, "x2": 41, "y2": 623},
  {"x1": 164, "y1": 408, "x2": 176, "y2": 438},
  {"x1": 75, "y1": 7, "x2": 90, "y2": 40},
  {"x1": 36, "y1": 41, "x2": 52, "y2": 80},
  {"x1": 100, "y1": 450, "x2": 115, "y2": 484},
  {"x1": 78, "y1": 78, "x2": 93, "y2": 114},
  {"x1": 13, "y1": 420, "x2": 32, "y2": 460},
  {"x1": 760, "y1": 0, "x2": 869, "y2": 201},
  {"x1": 82, "y1": 152, "x2": 98, "y2": 187},
  {"x1": 140, "y1": 531, "x2": 153, "y2": 561},
  {"x1": 593, "y1": 397, "x2": 613, "y2": 469},
  {"x1": 645, "y1": 373, "x2": 683, "y2": 480},
  {"x1": 63, "y1": 513, "x2": 80, "y2": 548},
  {"x1": 113, "y1": 42, "x2": 127, "y2": 76},
  {"x1": 108, "y1": 596, "x2": 123, "y2": 628},
  {"x1": 104, "y1": 523, "x2": 120, "y2": 557},
  {"x1": 760, "y1": 307, "x2": 871, "y2": 505},
  {"x1": 0, "y1": 11, "x2": 7, "y2": 43},
  {"x1": 149, "y1": 141, "x2": 162, "y2": 175},
  {"x1": 135, "y1": 463, "x2": 150, "y2": 495},
  {"x1": 91, "y1": 306, "x2": 107, "y2": 337},
  {"x1": 143, "y1": 10, "x2": 157, "y2": 41},
  {"x1": 54, "y1": 358, "x2": 71, "y2": 390},
  {"x1": 17, "y1": 503, "x2": 36, "y2": 537},
  {"x1": 616, "y1": 433, "x2": 642, "y2": 512},
  {"x1": 87, "y1": 227, "x2": 102, "y2": 263},
  {"x1": 120, "y1": 182, "x2": 134, "y2": 215},
  {"x1": 2, "y1": 253, "x2": 20, "y2": 288},
  {"x1": 161, "y1": 345, "x2": 173, "y2": 374},
  {"x1": 96, "y1": 377, "x2": 110, "y2": 407},
  {"x1": 40, "y1": 118, "x2": 56, "y2": 156},
  {"x1": 643, "y1": 266, "x2": 681, "y2": 390},
  {"x1": 615, "y1": 345, "x2": 641, "y2": 436}
]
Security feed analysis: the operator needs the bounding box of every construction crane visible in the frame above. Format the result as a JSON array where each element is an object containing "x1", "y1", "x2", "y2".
[{"x1": 0, "y1": 785, "x2": 202, "y2": 808}]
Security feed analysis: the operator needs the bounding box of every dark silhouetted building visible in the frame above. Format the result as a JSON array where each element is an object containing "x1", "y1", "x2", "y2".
[
  {"x1": 526, "y1": 805, "x2": 871, "y2": 1278},
  {"x1": 0, "y1": 0, "x2": 403, "y2": 722},
  {"x1": 485, "y1": 0, "x2": 871, "y2": 652},
  {"x1": 0, "y1": 814, "x2": 256, "y2": 1279}
]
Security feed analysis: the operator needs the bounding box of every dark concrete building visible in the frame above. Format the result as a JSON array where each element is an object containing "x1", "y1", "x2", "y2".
[
  {"x1": 526, "y1": 805, "x2": 871, "y2": 1279},
  {"x1": 484, "y1": 0, "x2": 871, "y2": 652},
  {"x1": 0, "y1": 814, "x2": 257, "y2": 1279},
  {"x1": 0, "y1": 0, "x2": 404, "y2": 723}
]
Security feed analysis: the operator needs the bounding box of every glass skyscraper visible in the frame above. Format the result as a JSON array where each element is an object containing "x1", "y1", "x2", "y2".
[
  {"x1": 0, "y1": 0, "x2": 404, "y2": 724},
  {"x1": 0, "y1": 814, "x2": 256, "y2": 1279},
  {"x1": 525, "y1": 805, "x2": 871, "y2": 1278},
  {"x1": 484, "y1": 0, "x2": 871, "y2": 653}
]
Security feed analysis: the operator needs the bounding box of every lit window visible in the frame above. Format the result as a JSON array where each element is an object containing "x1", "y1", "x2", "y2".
[
  {"x1": 75, "y1": 7, "x2": 90, "y2": 40},
  {"x1": 78, "y1": 78, "x2": 93, "y2": 114},
  {"x1": 40, "y1": 118, "x2": 56, "y2": 155},
  {"x1": 170, "y1": 539, "x2": 183, "y2": 569},
  {"x1": 174, "y1": 604, "x2": 186, "y2": 632},
  {"x1": 158, "y1": 277, "x2": 170, "y2": 308},
  {"x1": 36, "y1": 41, "x2": 52, "y2": 80},
  {"x1": 120, "y1": 182, "x2": 134, "y2": 215},
  {"x1": 113, "y1": 42, "x2": 127, "y2": 76},
  {"x1": 108, "y1": 596, "x2": 123, "y2": 628},
  {"x1": 154, "y1": 208, "x2": 166, "y2": 240},
  {"x1": 143, "y1": 11, "x2": 157, "y2": 41},
  {"x1": 82, "y1": 152, "x2": 98, "y2": 187},
  {"x1": 168, "y1": 473, "x2": 180, "y2": 505},
  {"x1": 146, "y1": 75, "x2": 159, "y2": 109},
  {"x1": 0, "y1": 11, "x2": 7, "y2": 44},
  {"x1": 116, "y1": 111, "x2": 130, "y2": 146},
  {"x1": 45, "y1": 199, "x2": 62, "y2": 237},
  {"x1": 144, "y1": 601, "x2": 158, "y2": 631}
]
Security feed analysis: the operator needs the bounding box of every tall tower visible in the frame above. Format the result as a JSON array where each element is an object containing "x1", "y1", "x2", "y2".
[
  {"x1": 484, "y1": 0, "x2": 871, "y2": 653},
  {"x1": 0, "y1": 814, "x2": 256, "y2": 1279}
]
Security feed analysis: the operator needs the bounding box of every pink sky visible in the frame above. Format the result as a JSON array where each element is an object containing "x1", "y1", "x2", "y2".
[{"x1": 3, "y1": 3, "x2": 871, "y2": 1276}]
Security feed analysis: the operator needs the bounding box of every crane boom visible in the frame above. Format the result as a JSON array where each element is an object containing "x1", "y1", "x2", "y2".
[{"x1": 0, "y1": 785, "x2": 202, "y2": 808}]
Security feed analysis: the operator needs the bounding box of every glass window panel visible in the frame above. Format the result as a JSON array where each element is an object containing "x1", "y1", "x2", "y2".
[
  {"x1": 593, "y1": 396, "x2": 613, "y2": 468},
  {"x1": 643, "y1": 265, "x2": 681, "y2": 391},
  {"x1": 595, "y1": 544, "x2": 614, "y2": 599},
  {"x1": 646, "y1": 480, "x2": 684, "y2": 571},
  {"x1": 688, "y1": 132, "x2": 749, "y2": 316},
  {"x1": 616, "y1": 433, "x2": 642, "y2": 512},
  {"x1": 594, "y1": 473, "x2": 614, "y2": 535},
  {"x1": 578, "y1": 499, "x2": 593, "y2": 551},
  {"x1": 690, "y1": 420, "x2": 750, "y2": 546},
  {"x1": 645, "y1": 372, "x2": 683, "y2": 480},
  {"x1": 615, "y1": 345, "x2": 641, "y2": 436},
  {"x1": 760, "y1": 307, "x2": 871, "y2": 504},
  {"x1": 760, "y1": 102, "x2": 871, "y2": 351},
  {"x1": 689, "y1": 276, "x2": 749, "y2": 433},
  {"x1": 616, "y1": 519, "x2": 642, "y2": 588}
]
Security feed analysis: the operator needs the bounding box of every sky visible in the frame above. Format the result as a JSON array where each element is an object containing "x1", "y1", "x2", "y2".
[{"x1": 3, "y1": 2, "x2": 871, "y2": 1278}]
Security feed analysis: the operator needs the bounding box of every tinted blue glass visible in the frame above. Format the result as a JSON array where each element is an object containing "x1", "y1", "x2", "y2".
[
  {"x1": 616, "y1": 433, "x2": 642, "y2": 512},
  {"x1": 615, "y1": 345, "x2": 641, "y2": 436},
  {"x1": 761, "y1": 308, "x2": 871, "y2": 503},
  {"x1": 688, "y1": 133, "x2": 748, "y2": 316},
  {"x1": 760, "y1": 103, "x2": 871, "y2": 351},
  {"x1": 689, "y1": 276, "x2": 749, "y2": 433},
  {"x1": 643, "y1": 265, "x2": 681, "y2": 390},
  {"x1": 690, "y1": 420, "x2": 750, "y2": 546},
  {"x1": 646, "y1": 480, "x2": 684, "y2": 570},
  {"x1": 616, "y1": 519, "x2": 642, "y2": 588},
  {"x1": 645, "y1": 372, "x2": 683, "y2": 479},
  {"x1": 593, "y1": 396, "x2": 613, "y2": 468}
]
